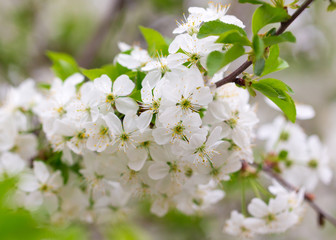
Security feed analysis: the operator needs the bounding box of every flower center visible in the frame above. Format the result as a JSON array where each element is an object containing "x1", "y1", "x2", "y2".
[
  {"x1": 106, "y1": 94, "x2": 115, "y2": 103},
  {"x1": 308, "y1": 159, "x2": 318, "y2": 168},
  {"x1": 99, "y1": 126, "x2": 109, "y2": 136},
  {"x1": 279, "y1": 131, "x2": 290, "y2": 141},
  {"x1": 179, "y1": 98, "x2": 192, "y2": 110}
]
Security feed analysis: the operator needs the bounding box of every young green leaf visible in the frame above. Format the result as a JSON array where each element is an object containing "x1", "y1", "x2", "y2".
[
  {"x1": 327, "y1": 1, "x2": 336, "y2": 11},
  {"x1": 46, "y1": 51, "x2": 79, "y2": 81},
  {"x1": 252, "y1": 4, "x2": 290, "y2": 34},
  {"x1": 252, "y1": 35, "x2": 265, "y2": 60},
  {"x1": 262, "y1": 45, "x2": 289, "y2": 76},
  {"x1": 263, "y1": 31, "x2": 296, "y2": 46},
  {"x1": 216, "y1": 30, "x2": 251, "y2": 46},
  {"x1": 81, "y1": 63, "x2": 130, "y2": 81},
  {"x1": 197, "y1": 20, "x2": 247, "y2": 39},
  {"x1": 238, "y1": 0, "x2": 265, "y2": 4},
  {"x1": 139, "y1": 26, "x2": 169, "y2": 57},
  {"x1": 252, "y1": 78, "x2": 296, "y2": 122},
  {"x1": 254, "y1": 58, "x2": 266, "y2": 76},
  {"x1": 206, "y1": 45, "x2": 245, "y2": 76}
]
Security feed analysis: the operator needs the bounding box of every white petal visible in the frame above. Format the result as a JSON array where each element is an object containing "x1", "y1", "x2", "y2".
[
  {"x1": 33, "y1": 161, "x2": 50, "y2": 184},
  {"x1": 220, "y1": 15, "x2": 245, "y2": 28},
  {"x1": 19, "y1": 174, "x2": 39, "y2": 192},
  {"x1": 152, "y1": 128, "x2": 171, "y2": 145},
  {"x1": 94, "y1": 74, "x2": 112, "y2": 94},
  {"x1": 137, "y1": 111, "x2": 153, "y2": 131},
  {"x1": 127, "y1": 148, "x2": 148, "y2": 171},
  {"x1": 148, "y1": 162, "x2": 169, "y2": 180},
  {"x1": 103, "y1": 112, "x2": 123, "y2": 135},
  {"x1": 113, "y1": 75, "x2": 135, "y2": 96},
  {"x1": 248, "y1": 198, "x2": 268, "y2": 218},
  {"x1": 115, "y1": 97, "x2": 138, "y2": 115},
  {"x1": 142, "y1": 71, "x2": 161, "y2": 89}
]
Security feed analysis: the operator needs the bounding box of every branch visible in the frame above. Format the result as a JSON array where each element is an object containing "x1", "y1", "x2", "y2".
[
  {"x1": 215, "y1": 0, "x2": 314, "y2": 88},
  {"x1": 252, "y1": 163, "x2": 336, "y2": 227},
  {"x1": 77, "y1": 0, "x2": 125, "y2": 68}
]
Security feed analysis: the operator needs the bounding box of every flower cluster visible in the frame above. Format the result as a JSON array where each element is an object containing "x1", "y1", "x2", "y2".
[
  {"x1": 0, "y1": 2, "x2": 333, "y2": 238},
  {"x1": 225, "y1": 182, "x2": 305, "y2": 238}
]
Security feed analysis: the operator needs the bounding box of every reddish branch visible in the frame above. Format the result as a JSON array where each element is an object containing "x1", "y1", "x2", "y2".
[
  {"x1": 251, "y1": 162, "x2": 336, "y2": 227},
  {"x1": 215, "y1": 0, "x2": 315, "y2": 88}
]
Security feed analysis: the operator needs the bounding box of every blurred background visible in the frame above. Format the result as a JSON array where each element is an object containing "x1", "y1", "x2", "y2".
[{"x1": 0, "y1": 0, "x2": 336, "y2": 239}]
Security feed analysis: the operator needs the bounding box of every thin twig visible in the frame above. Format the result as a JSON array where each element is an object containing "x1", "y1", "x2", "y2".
[
  {"x1": 78, "y1": 0, "x2": 125, "y2": 68},
  {"x1": 215, "y1": 0, "x2": 315, "y2": 88},
  {"x1": 252, "y1": 162, "x2": 336, "y2": 227}
]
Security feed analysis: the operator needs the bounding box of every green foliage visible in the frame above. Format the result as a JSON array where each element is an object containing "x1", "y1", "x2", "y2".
[
  {"x1": 263, "y1": 31, "x2": 296, "y2": 46},
  {"x1": 81, "y1": 63, "x2": 130, "y2": 81},
  {"x1": 252, "y1": 4, "x2": 290, "y2": 34},
  {"x1": 108, "y1": 223, "x2": 151, "y2": 240},
  {"x1": 216, "y1": 30, "x2": 251, "y2": 46},
  {"x1": 0, "y1": 179, "x2": 87, "y2": 240},
  {"x1": 254, "y1": 58, "x2": 266, "y2": 76},
  {"x1": 252, "y1": 35, "x2": 265, "y2": 60},
  {"x1": 252, "y1": 78, "x2": 296, "y2": 122},
  {"x1": 252, "y1": 35, "x2": 265, "y2": 76},
  {"x1": 328, "y1": 1, "x2": 336, "y2": 11},
  {"x1": 47, "y1": 51, "x2": 80, "y2": 81},
  {"x1": 238, "y1": 0, "x2": 265, "y2": 4},
  {"x1": 197, "y1": 20, "x2": 247, "y2": 39},
  {"x1": 262, "y1": 45, "x2": 289, "y2": 76},
  {"x1": 139, "y1": 26, "x2": 169, "y2": 57},
  {"x1": 150, "y1": 0, "x2": 183, "y2": 13},
  {"x1": 206, "y1": 45, "x2": 245, "y2": 76}
]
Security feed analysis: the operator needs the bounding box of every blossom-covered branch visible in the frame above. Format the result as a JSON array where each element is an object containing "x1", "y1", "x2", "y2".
[
  {"x1": 215, "y1": 0, "x2": 315, "y2": 88},
  {"x1": 254, "y1": 162, "x2": 336, "y2": 227}
]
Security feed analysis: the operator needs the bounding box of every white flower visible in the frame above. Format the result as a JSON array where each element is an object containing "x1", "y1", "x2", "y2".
[
  {"x1": 94, "y1": 74, "x2": 138, "y2": 114},
  {"x1": 66, "y1": 81, "x2": 100, "y2": 123},
  {"x1": 137, "y1": 81, "x2": 162, "y2": 131},
  {"x1": 189, "y1": 3, "x2": 245, "y2": 28},
  {"x1": 0, "y1": 152, "x2": 26, "y2": 178},
  {"x1": 19, "y1": 161, "x2": 63, "y2": 213},
  {"x1": 168, "y1": 34, "x2": 222, "y2": 69},
  {"x1": 176, "y1": 126, "x2": 223, "y2": 163},
  {"x1": 173, "y1": 13, "x2": 203, "y2": 35},
  {"x1": 11, "y1": 134, "x2": 38, "y2": 161},
  {"x1": 0, "y1": 113, "x2": 18, "y2": 152},
  {"x1": 85, "y1": 116, "x2": 114, "y2": 152},
  {"x1": 246, "y1": 195, "x2": 299, "y2": 234},
  {"x1": 152, "y1": 112, "x2": 205, "y2": 145},
  {"x1": 159, "y1": 71, "x2": 213, "y2": 124},
  {"x1": 224, "y1": 211, "x2": 255, "y2": 239},
  {"x1": 117, "y1": 45, "x2": 152, "y2": 69}
]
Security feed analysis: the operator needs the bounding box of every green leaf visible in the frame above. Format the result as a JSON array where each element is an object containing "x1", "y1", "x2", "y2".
[
  {"x1": 81, "y1": 63, "x2": 130, "y2": 81},
  {"x1": 254, "y1": 58, "x2": 265, "y2": 76},
  {"x1": 81, "y1": 68, "x2": 105, "y2": 81},
  {"x1": 327, "y1": 2, "x2": 336, "y2": 11},
  {"x1": 252, "y1": 35, "x2": 265, "y2": 60},
  {"x1": 139, "y1": 26, "x2": 169, "y2": 57},
  {"x1": 197, "y1": 20, "x2": 247, "y2": 39},
  {"x1": 206, "y1": 45, "x2": 245, "y2": 76},
  {"x1": 129, "y1": 89, "x2": 142, "y2": 102},
  {"x1": 252, "y1": 4, "x2": 290, "y2": 34},
  {"x1": 46, "y1": 51, "x2": 79, "y2": 81},
  {"x1": 262, "y1": 44, "x2": 289, "y2": 76},
  {"x1": 263, "y1": 31, "x2": 296, "y2": 46},
  {"x1": 239, "y1": 0, "x2": 265, "y2": 4},
  {"x1": 216, "y1": 30, "x2": 251, "y2": 46},
  {"x1": 252, "y1": 78, "x2": 296, "y2": 122}
]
